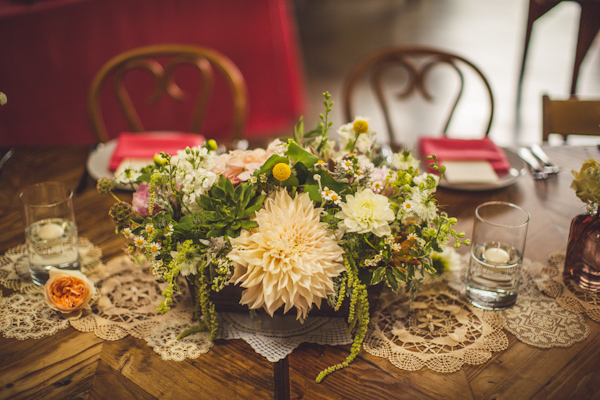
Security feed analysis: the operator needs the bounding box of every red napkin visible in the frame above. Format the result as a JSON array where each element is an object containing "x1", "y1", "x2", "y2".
[
  {"x1": 418, "y1": 137, "x2": 511, "y2": 175},
  {"x1": 108, "y1": 132, "x2": 205, "y2": 171}
]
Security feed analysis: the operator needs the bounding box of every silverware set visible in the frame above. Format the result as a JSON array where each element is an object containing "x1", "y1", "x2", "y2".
[{"x1": 518, "y1": 144, "x2": 560, "y2": 180}]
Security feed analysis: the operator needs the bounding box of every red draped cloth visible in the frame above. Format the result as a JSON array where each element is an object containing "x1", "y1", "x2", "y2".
[{"x1": 0, "y1": 0, "x2": 305, "y2": 146}]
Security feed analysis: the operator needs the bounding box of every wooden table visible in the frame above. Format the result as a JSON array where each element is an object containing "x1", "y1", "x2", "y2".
[{"x1": 0, "y1": 145, "x2": 599, "y2": 399}]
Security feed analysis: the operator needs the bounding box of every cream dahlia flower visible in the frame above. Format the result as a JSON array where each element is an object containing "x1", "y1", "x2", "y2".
[
  {"x1": 228, "y1": 190, "x2": 345, "y2": 319},
  {"x1": 336, "y1": 189, "x2": 395, "y2": 237}
]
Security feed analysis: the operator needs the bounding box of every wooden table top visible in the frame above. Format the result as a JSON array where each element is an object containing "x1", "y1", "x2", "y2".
[{"x1": 0, "y1": 145, "x2": 599, "y2": 400}]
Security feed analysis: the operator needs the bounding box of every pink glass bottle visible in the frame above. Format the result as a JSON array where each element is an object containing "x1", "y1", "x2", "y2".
[{"x1": 564, "y1": 208, "x2": 600, "y2": 293}]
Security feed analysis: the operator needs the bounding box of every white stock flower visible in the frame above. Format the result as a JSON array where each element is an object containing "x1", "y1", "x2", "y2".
[
  {"x1": 336, "y1": 189, "x2": 395, "y2": 237},
  {"x1": 391, "y1": 152, "x2": 420, "y2": 171},
  {"x1": 228, "y1": 190, "x2": 345, "y2": 319}
]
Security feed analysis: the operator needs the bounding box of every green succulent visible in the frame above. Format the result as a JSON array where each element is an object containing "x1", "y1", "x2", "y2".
[{"x1": 197, "y1": 175, "x2": 266, "y2": 238}]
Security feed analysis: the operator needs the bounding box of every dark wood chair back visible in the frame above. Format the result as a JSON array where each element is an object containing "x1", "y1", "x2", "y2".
[
  {"x1": 342, "y1": 46, "x2": 494, "y2": 145},
  {"x1": 88, "y1": 44, "x2": 248, "y2": 143}
]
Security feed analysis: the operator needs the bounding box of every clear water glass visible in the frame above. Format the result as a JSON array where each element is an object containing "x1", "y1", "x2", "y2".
[
  {"x1": 20, "y1": 182, "x2": 80, "y2": 286},
  {"x1": 465, "y1": 201, "x2": 530, "y2": 310}
]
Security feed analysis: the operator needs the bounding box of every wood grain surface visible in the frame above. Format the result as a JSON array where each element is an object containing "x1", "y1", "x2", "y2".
[{"x1": 0, "y1": 145, "x2": 599, "y2": 400}]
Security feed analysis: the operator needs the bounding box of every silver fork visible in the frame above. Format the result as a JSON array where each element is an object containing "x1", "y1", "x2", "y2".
[
  {"x1": 518, "y1": 147, "x2": 548, "y2": 180},
  {"x1": 530, "y1": 144, "x2": 560, "y2": 174}
]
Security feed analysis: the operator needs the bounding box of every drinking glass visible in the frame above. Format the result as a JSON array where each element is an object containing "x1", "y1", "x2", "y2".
[
  {"x1": 465, "y1": 201, "x2": 530, "y2": 310},
  {"x1": 20, "y1": 182, "x2": 80, "y2": 286}
]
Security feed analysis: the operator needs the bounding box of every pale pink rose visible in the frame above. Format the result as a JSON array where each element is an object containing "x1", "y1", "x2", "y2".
[
  {"x1": 214, "y1": 140, "x2": 283, "y2": 185},
  {"x1": 132, "y1": 182, "x2": 162, "y2": 217},
  {"x1": 44, "y1": 268, "x2": 96, "y2": 319}
]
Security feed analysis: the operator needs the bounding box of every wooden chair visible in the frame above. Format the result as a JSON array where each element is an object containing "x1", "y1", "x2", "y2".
[
  {"x1": 342, "y1": 46, "x2": 494, "y2": 145},
  {"x1": 88, "y1": 44, "x2": 248, "y2": 143},
  {"x1": 517, "y1": 0, "x2": 600, "y2": 107},
  {"x1": 542, "y1": 94, "x2": 600, "y2": 142}
]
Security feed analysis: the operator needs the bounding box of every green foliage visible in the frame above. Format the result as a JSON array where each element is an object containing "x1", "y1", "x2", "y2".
[{"x1": 196, "y1": 176, "x2": 265, "y2": 238}]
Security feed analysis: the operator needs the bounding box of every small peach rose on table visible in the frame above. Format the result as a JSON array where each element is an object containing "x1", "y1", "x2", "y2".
[{"x1": 44, "y1": 268, "x2": 96, "y2": 319}]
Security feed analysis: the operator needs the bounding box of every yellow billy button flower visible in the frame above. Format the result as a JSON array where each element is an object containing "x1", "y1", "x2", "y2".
[
  {"x1": 353, "y1": 119, "x2": 369, "y2": 134},
  {"x1": 207, "y1": 139, "x2": 218, "y2": 151},
  {"x1": 273, "y1": 163, "x2": 291, "y2": 182},
  {"x1": 153, "y1": 153, "x2": 167, "y2": 166}
]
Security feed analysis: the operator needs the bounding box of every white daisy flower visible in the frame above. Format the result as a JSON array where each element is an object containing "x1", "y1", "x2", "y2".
[
  {"x1": 148, "y1": 242, "x2": 161, "y2": 257},
  {"x1": 133, "y1": 236, "x2": 146, "y2": 248}
]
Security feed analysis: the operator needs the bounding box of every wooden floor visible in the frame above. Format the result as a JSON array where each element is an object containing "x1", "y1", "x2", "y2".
[{"x1": 292, "y1": 0, "x2": 600, "y2": 147}]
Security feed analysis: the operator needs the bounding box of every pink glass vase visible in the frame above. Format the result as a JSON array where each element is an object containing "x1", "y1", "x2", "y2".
[{"x1": 564, "y1": 210, "x2": 600, "y2": 293}]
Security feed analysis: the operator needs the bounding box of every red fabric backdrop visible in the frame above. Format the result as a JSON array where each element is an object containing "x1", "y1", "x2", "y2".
[{"x1": 0, "y1": 0, "x2": 305, "y2": 146}]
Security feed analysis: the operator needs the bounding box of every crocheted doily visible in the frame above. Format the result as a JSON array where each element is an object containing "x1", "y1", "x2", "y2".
[
  {"x1": 502, "y1": 259, "x2": 589, "y2": 348},
  {"x1": 537, "y1": 252, "x2": 600, "y2": 322},
  {"x1": 0, "y1": 244, "x2": 351, "y2": 362},
  {"x1": 219, "y1": 312, "x2": 352, "y2": 362},
  {"x1": 363, "y1": 282, "x2": 507, "y2": 373},
  {"x1": 0, "y1": 237, "x2": 102, "y2": 294}
]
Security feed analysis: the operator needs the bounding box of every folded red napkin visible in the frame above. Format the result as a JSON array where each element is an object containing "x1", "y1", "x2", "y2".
[
  {"x1": 108, "y1": 132, "x2": 205, "y2": 171},
  {"x1": 418, "y1": 137, "x2": 511, "y2": 175}
]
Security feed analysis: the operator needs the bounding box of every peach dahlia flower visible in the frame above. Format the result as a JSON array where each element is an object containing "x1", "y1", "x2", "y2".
[{"x1": 228, "y1": 190, "x2": 345, "y2": 319}]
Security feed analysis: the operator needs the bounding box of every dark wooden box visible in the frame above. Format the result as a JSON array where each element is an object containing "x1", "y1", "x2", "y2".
[{"x1": 197, "y1": 282, "x2": 383, "y2": 318}]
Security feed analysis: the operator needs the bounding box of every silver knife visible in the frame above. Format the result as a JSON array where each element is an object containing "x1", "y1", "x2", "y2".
[
  {"x1": 518, "y1": 147, "x2": 548, "y2": 180},
  {"x1": 530, "y1": 144, "x2": 560, "y2": 174}
]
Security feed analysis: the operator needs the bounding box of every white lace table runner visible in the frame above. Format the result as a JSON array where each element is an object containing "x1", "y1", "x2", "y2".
[
  {"x1": 0, "y1": 243, "x2": 596, "y2": 368},
  {"x1": 364, "y1": 255, "x2": 593, "y2": 372},
  {"x1": 0, "y1": 243, "x2": 350, "y2": 362}
]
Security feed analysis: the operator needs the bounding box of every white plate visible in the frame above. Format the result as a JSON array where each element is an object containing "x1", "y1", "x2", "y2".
[
  {"x1": 437, "y1": 148, "x2": 526, "y2": 191},
  {"x1": 87, "y1": 140, "x2": 118, "y2": 181}
]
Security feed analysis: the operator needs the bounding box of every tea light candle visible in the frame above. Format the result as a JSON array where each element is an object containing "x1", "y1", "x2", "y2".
[
  {"x1": 483, "y1": 247, "x2": 510, "y2": 264},
  {"x1": 37, "y1": 223, "x2": 64, "y2": 240}
]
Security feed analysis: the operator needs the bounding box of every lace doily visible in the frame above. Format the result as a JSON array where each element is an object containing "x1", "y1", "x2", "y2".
[
  {"x1": 145, "y1": 318, "x2": 212, "y2": 361},
  {"x1": 0, "y1": 238, "x2": 101, "y2": 340},
  {"x1": 0, "y1": 237, "x2": 102, "y2": 294},
  {"x1": 0, "y1": 244, "x2": 352, "y2": 362},
  {"x1": 538, "y1": 252, "x2": 600, "y2": 322},
  {"x1": 0, "y1": 292, "x2": 70, "y2": 339},
  {"x1": 219, "y1": 312, "x2": 353, "y2": 362},
  {"x1": 502, "y1": 260, "x2": 589, "y2": 348},
  {"x1": 363, "y1": 282, "x2": 507, "y2": 373},
  {"x1": 70, "y1": 255, "x2": 192, "y2": 341}
]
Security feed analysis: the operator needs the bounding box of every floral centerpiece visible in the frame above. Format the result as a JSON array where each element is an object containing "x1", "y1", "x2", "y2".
[
  {"x1": 99, "y1": 92, "x2": 469, "y2": 381},
  {"x1": 564, "y1": 158, "x2": 600, "y2": 293}
]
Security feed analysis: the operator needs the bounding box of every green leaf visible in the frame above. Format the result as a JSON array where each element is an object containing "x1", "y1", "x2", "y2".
[
  {"x1": 207, "y1": 227, "x2": 225, "y2": 238},
  {"x1": 136, "y1": 173, "x2": 153, "y2": 183},
  {"x1": 370, "y1": 267, "x2": 386, "y2": 285},
  {"x1": 287, "y1": 142, "x2": 318, "y2": 167},
  {"x1": 197, "y1": 194, "x2": 213, "y2": 210},
  {"x1": 303, "y1": 128, "x2": 322, "y2": 138},
  {"x1": 241, "y1": 220, "x2": 258, "y2": 230},
  {"x1": 391, "y1": 267, "x2": 406, "y2": 284},
  {"x1": 282, "y1": 174, "x2": 300, "y2": 188},
  {"x1": 246, "y1": 194, "x2": 266, "y2": 213},
  {"x1": 386, "y1": 268, "x2": 399, "y2": 292},
  {"x1": 233, "y1": 183, "x2": 244, "y2": 201},
  {"x1": 304, "y1": 183, "x2": 322, "y2": 202},
  {"x1": 223, "y1": 176, "x2": 235, "y2": 196},
  {"x1": 358, "y1": 267, "x2": 373, "y2": 286},
  {"x1": 200, "y1": 210, "x2": 219, "y2": 222},
  {"x1": 240, "y1": 184, "x2": 253, "y2": 208},
  {"x1": 293, "y1": 162, "x2": 309, "y2": 185},
  {"x1": 211, "y1": 184, "x2": 226, "y2": 199},
  {"x1": 257, "y1": 155, "x2": 290, "y2": 176}
]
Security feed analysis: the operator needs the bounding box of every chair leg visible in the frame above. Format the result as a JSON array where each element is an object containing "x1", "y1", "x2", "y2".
[
  {"x1": 516, "y1": 0, "x2": 562, "y2": 124},
  {"x1": 570, "y1": 2, "x2": 600, "y2": 94}
]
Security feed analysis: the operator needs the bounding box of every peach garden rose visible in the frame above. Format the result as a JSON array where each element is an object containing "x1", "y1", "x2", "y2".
[{"x1": 44, "y1": 268, "x2": 96, "y2": 318}]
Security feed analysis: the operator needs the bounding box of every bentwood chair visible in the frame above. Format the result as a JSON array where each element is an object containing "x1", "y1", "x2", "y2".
[
  {"x1": 88, "y1": 44, "x2": 248, "y2": 143},
  {"x1": 542, "y1": 94, "x2": 600, "y2": 142},
  {"x1": 342, "y1": 46, "x2": 494, "y2": 145},
  {"x1": 517, "y1": 0, "x2": 600, "y2": 109}
]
